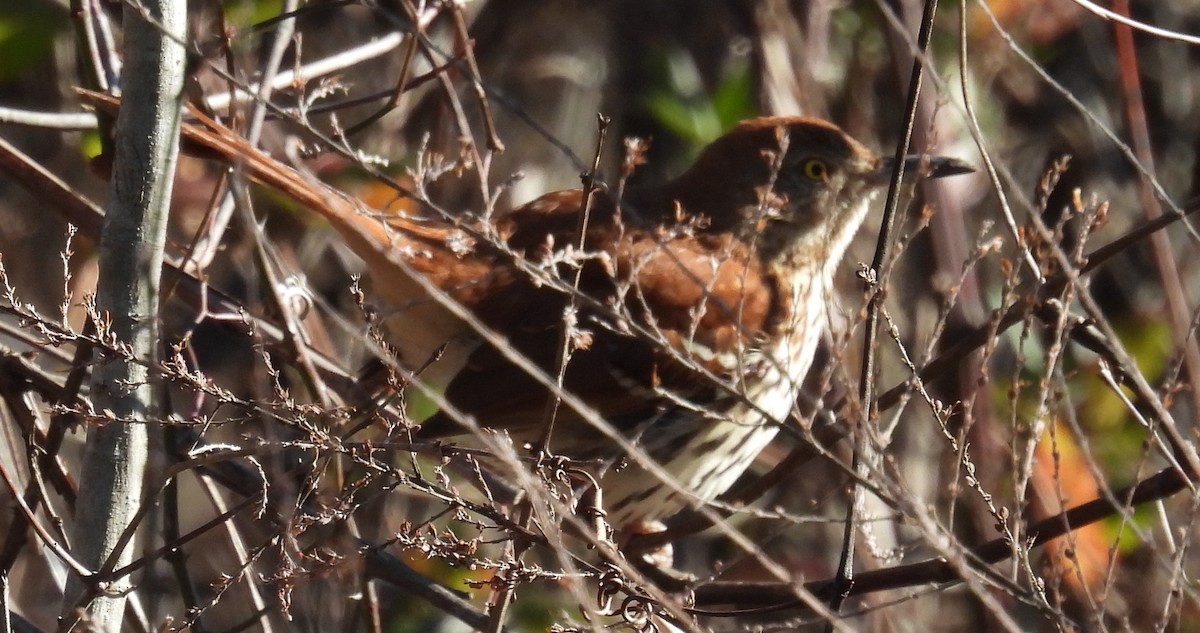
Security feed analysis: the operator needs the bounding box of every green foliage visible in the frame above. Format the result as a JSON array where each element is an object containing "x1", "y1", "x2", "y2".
[
  {"x1": 1100, "y1": 503, "x2": 1153, "y2": 555},
  {"x1": 222, "y1": 0, "x2": 285, "y2": 31},
  {"x1": 1070, "y1": 317, "x2": 1171, "y2": 477},
  {"x1": 80, "y1": 129, "x2": 103, "y2": 160},
  {"x1": 0, "y1": 2, "x2": 66, "y2": 81},
  {"x1": 643, "y1": 48, "x2": 756, "y2": 159}
]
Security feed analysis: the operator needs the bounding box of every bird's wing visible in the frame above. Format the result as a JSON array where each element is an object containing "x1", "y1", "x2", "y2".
[{"x1": 420, "y1": 194, "x2": 785, "y2": 441}]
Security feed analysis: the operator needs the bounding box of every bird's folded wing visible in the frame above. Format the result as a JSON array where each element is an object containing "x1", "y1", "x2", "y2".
[{"x1": 420, "y1": 197, "x2": 786, "y2": 438}]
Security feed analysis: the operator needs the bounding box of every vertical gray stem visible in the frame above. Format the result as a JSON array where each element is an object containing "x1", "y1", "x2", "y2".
[{"x1": 62, "y1": 0, "x2": 185, "y2": 629}]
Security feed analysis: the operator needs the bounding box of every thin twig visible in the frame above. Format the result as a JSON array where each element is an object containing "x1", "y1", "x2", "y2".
[{"x1": 836, "y1": 0, "x2": 941, "y2": 618}]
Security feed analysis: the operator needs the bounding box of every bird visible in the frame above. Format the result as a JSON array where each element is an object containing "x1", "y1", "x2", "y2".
[{"x1": 171, "y1": 109, "x2": 971, "y2": 530}]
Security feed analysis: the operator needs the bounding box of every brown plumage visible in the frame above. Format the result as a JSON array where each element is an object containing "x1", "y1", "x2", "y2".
[{"x1": 172, "y1": 108, "x2": 970, "y2": 526}]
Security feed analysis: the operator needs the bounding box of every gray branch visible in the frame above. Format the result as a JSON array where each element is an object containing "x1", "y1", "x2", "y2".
[{"x1": 61, "y1": 0, "x2": 186, "y2": 630}]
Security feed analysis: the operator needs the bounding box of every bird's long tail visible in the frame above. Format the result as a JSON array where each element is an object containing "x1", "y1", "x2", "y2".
[{"x1": 77, "y1": 88, "x2": 472, "y2": 373}]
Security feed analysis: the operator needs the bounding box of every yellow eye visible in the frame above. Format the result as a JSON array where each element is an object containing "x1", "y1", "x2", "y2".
[{"x1": 802, "y1": 159, "x2": 828, "y2": 181}]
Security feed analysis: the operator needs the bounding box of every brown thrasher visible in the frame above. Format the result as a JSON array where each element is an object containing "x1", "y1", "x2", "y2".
[{"x1": 168, "y1": 110, "x2": 970, "y2": 528}]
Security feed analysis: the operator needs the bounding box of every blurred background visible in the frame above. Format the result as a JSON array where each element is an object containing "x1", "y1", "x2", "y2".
[{"x1": 3, "y1": 0, "x2": 1200, "y2": 631}]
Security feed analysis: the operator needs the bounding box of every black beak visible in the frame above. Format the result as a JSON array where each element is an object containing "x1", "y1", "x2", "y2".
[{"x1": 873, "y1": 155, "x2": 974, "y2": 184}]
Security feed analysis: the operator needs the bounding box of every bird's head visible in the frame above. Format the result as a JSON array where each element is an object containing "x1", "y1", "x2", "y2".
[{"x1": 668, "y1": 117, "x2": 971, "y2": 267}]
